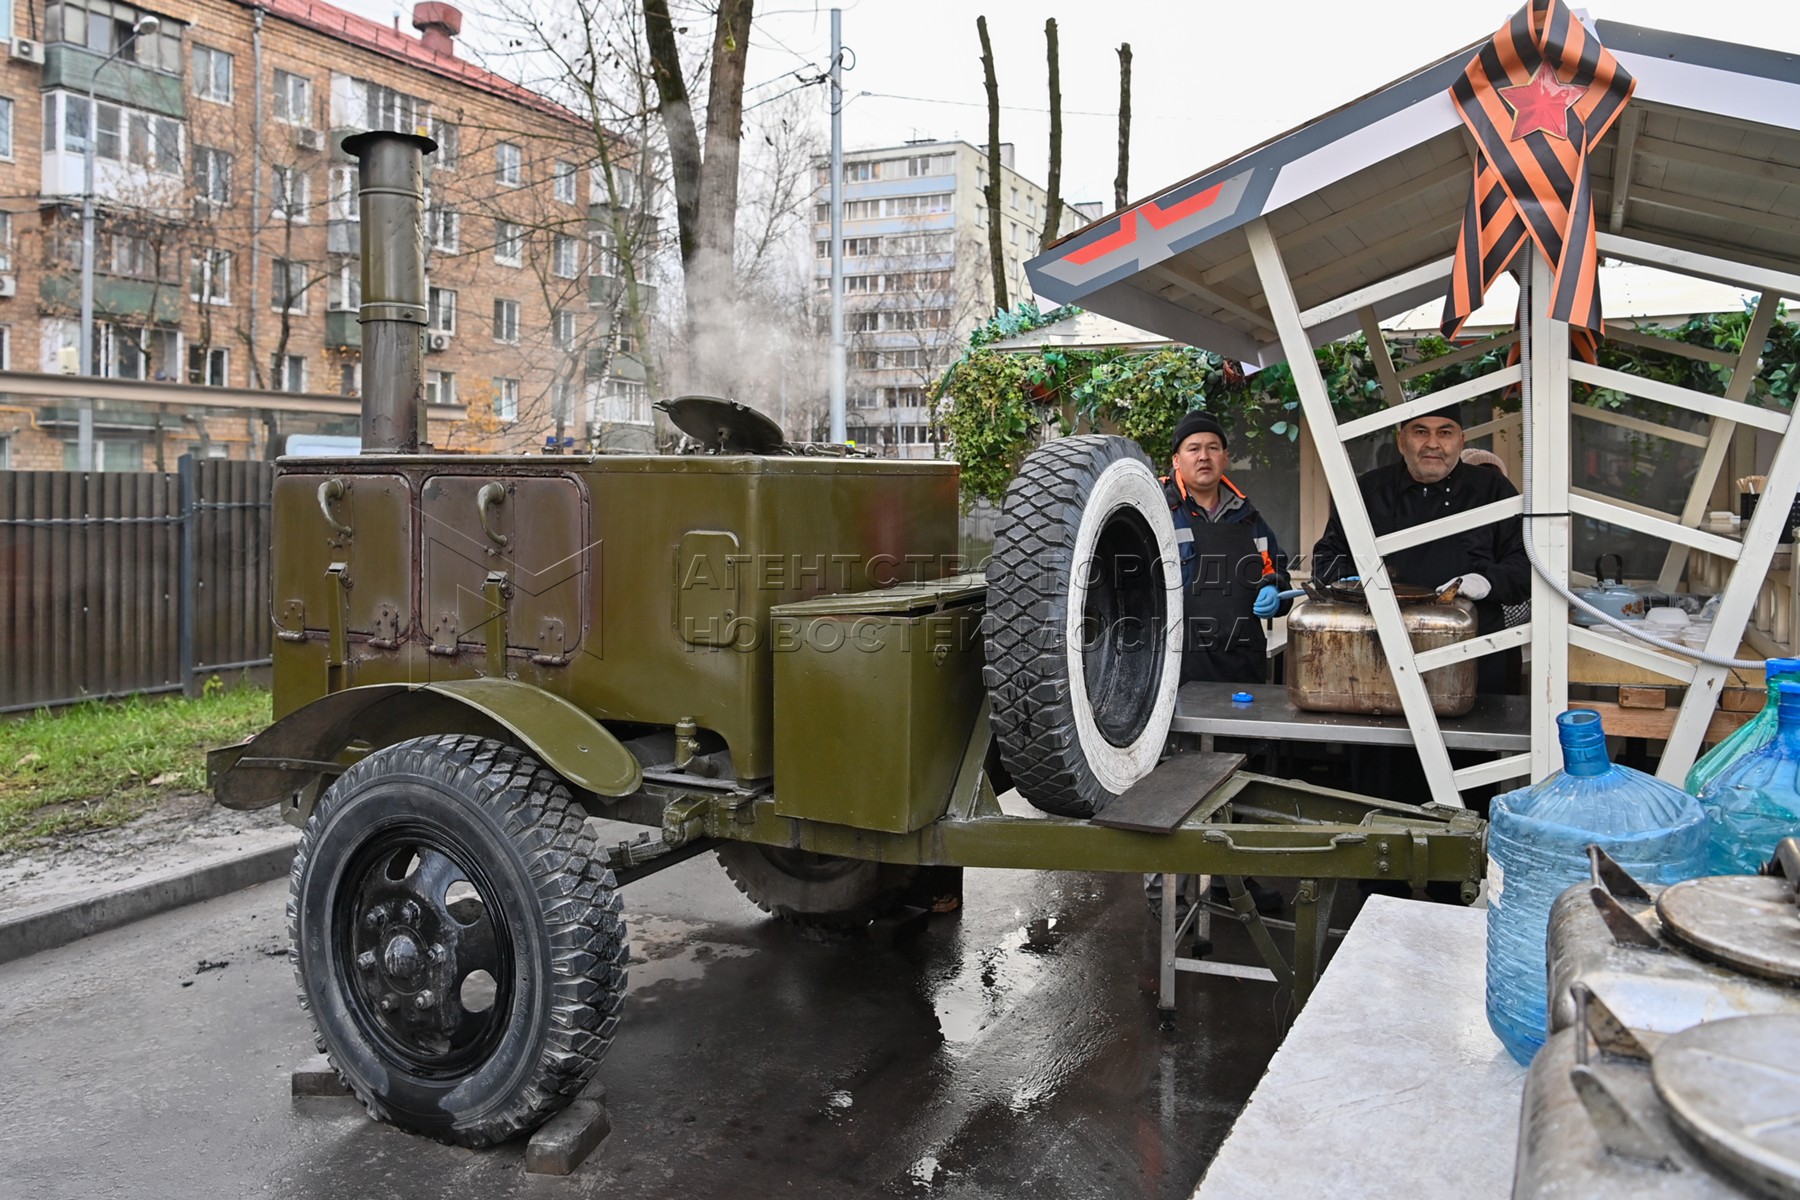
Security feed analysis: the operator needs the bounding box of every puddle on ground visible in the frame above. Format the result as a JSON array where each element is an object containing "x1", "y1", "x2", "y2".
[{"x1": 622, "y1": 913, "x2": 756, "y2": 990}]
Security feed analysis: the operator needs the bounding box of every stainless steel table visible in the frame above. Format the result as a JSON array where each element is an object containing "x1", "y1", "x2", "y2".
[{"x1": 1172, "y1": 682, "x2": 1531, "y2": 752}]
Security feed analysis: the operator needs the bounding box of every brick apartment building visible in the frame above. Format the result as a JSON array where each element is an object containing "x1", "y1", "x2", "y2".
[{"x1": 0, "y1": 0, "x2": 657, "y2": 470}]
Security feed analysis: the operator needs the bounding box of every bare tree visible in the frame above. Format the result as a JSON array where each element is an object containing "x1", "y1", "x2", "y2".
[
  {"x1": 977, "y1": 16, "x2": 1008, "y2": 312},
  {"x1": 1040, "y1": 19, "x2": 1062, "y2": 251},
  {"x1": 642, "y1": 0, "x2": 754, "y2": 393},
  {"x1": 1115, "y1": 44, "x2": 1133, "y2": 211}
]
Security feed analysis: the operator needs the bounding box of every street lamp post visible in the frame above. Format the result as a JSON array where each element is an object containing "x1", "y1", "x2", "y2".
[{"x1": 76, "y1": 15, "x2": 158, "y2": 470}]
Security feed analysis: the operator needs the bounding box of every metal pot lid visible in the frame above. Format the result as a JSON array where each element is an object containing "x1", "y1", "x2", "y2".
[
  {"x1": 1303, "y1": 579, "x2": 1462, "y2": 607},
  {"x1": 1655, "y1": 875, "x2": 1800, "y2": 984},
  {"x1": 654, "y1": 395, "x2": 785, "y2": 454},
  {"x1": 1651, "y1": 1014, "x2": 1800, "y2": 1200}
]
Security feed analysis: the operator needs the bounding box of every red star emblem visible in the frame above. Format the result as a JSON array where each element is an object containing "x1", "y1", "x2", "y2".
[{"x1": 1498, "y1": 65, "x2": 1586, "y2": 142}]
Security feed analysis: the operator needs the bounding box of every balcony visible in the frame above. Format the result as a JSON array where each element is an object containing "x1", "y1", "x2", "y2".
[
  {"x1": 39, "y1": 273, "x2": 181, "y2": 325},
  {"x1": 589, "y1": 275, "x2": 657, "y2": 312},
  {"x1": 328, "y1": 220, "x2": 359, "y2": 255},
  {"x1": 43, "y1": 45, "x2": 185, "y2": 119},
  {"x1": 326, "y1": 309, "x2": 361, "y2": 350}
]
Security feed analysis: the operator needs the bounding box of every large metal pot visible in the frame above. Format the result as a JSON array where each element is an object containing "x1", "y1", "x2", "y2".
[{"x1": 1286, "y1": 581, "x2": 1478, "y2": 717}]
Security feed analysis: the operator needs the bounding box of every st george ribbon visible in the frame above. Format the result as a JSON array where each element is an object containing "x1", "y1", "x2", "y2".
[{"x1": 1440, "y1": 0, "x2": 1635, "y2": 353}]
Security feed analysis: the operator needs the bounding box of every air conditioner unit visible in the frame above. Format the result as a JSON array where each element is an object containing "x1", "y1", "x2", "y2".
[
  {"x1": 0, "y1": 276, "x2": 16, "y2": 299},
  {"x1": 426, "y1": 332, "x2": 451, "y2": 353},
  {"x1": 10, "y1": 39, "x2": 45, "y2": 66},
  {"x1": 292, "y1": 127, "x2": 325, "y2": 153}
]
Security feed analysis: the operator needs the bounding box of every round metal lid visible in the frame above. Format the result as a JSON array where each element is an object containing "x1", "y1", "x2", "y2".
[
  {"x1": 1652, "y1": 1014, "x2": 1800, "y2": 1200},
  {"x1": 1655, "y1": 875, "x2": 1800, "y2": 984},
  {"x1": 654, "y1": 395, "x2": 785, "y2": 454}
]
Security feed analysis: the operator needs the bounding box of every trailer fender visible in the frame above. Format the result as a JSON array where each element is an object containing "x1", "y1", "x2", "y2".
[{"x1": 212, "y1": 679, "x2": 643, "y2": 811}]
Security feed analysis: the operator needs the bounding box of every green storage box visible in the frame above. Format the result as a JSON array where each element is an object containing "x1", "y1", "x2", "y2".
[{"x1": 771, "y1": 575, "x2": 986, "y2": 833}]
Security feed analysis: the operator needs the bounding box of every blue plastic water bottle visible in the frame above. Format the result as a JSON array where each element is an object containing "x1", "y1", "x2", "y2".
[
  {"x1": 1699, "y1": 681, "x2": 1800, "y2": 874},
  {"x1": 1687, "y1": 658, "x2": 1800, "y2": 796},
  {"x1": 1485, "y1": 710, "x2": 1708, "y2": 1065}
]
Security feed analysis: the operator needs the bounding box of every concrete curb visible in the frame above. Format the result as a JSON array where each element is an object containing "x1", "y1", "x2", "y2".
[{"x1": 0, "y1": 837, "x2": 298, "y2": 965}]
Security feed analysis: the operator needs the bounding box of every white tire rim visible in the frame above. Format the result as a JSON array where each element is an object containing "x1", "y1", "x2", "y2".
[{"x1": 1062, "y1": 456, "x2": 1183, "y2": 795}]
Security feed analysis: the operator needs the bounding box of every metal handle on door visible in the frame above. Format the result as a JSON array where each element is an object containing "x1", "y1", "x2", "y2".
[
  {"x1": 477, "y1": 482, "x2": 510, "y2": 547},
  {"x1": 316, "y1": 478, "x2": 352, "y2": 536}
]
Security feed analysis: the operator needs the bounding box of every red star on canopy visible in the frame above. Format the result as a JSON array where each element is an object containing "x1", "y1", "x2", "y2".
[{"x1": 1499, "y1": 64, "x2": 1587, "y2": 142}]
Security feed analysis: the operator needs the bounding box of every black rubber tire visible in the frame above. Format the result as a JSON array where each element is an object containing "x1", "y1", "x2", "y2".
[
  {"x1": 984, "y1": 435, "x2": 1183, "y2": 817},
  {"x1": 289, "y1": 734, "x2": 626, "y2": 1147},
  {"x1": 716, "y1": 843, "x2": 917, "y2": 933}
]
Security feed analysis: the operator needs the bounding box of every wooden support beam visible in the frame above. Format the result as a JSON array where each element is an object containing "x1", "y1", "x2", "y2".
[
  {"x1": 1395, "y1": 331, "x2": 1518, "y2": 383},
  {"x1": 1602, "y1": 325, "x2": 1739, "y2": 369},
  {"x1": 1657, "y1": 293, "x2": 1782, "y2": 592},
  {"x1": 1628, "y1": 185, "x2": 1800, "y2": 240},
  {"x1": 1571, "y1": 403, "x2": 1710, "y2": 448},
  {"x1": 1357, "y1": 307, "x2": 1405, "y2": 406},
  {"x1": 1148, "y1": 261, "x2": 1277, "y2": 338},
  {"x1": 1247, "y1": 217, "x2": 1463, "y2": 808},
  {"x1": 1335, "y1": 365, "x2": 1520, "y2": 442},
  {"x1": 1413, "y1": 623, "x2": 1533, "y2": 672},
  {"x1": 1525, "y1": 252, "x2": 1573, "y2": 780},
  {"x1": 1569, "y1": 362, "x2": 1789, "y2": 434},
  {"x1": 1597, "y1": 232, "x2": 1800, "y2": 300},
  {"x1": 1569, "y1": 492, "x2": 1742, "y2": 559},
  {"x1": 1453, "y1": 753, "x2": 1532, "y2": 790},
  {"x1": 1572, "y1": 700, "x2": 1750, "y2": 744},
  {"x1": 1298, "y1": 256, "x2": 1457, "y2": 330},
  {"x1": 1375, "y1": 495, "x2": 1524, "y2": 555},
  {"x1": 1270, "y1": 224, "x2": 1461, "y2": 312},
  {"x1": 1568, "y1": 624, "x2": 1699, "y2": 685},
  {"x1": 1634, "y1": 133, "x2": 1800, "y2": 192},
  {"x1": 1607, "y1": 108, "x2": 1643, "y2": 234}
]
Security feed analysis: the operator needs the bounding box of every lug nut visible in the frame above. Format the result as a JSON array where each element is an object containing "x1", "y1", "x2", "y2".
[
  {"x1": 363, "y1": 905, "x2": 389, "y2": 929},
  {"x1": 398, "y1": 901, "x2": 421, "y2": 924},
  {"x1": 355, "y1": 951, "x2": 377, "y2": 972},
  {"x1": 378, "y1": 995, "x2": 395, "y2": 1012},
  {"x1": 428, "y1": 943, "x2": 446, "y2": 963},
  {"x1": 414, "y1": 990, "x2": 436, "y2": 1009}
]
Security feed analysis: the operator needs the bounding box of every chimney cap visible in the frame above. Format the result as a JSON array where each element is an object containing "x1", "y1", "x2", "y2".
[{"x1": 412, "y1": 3, "x2": 462, "y2": 36}]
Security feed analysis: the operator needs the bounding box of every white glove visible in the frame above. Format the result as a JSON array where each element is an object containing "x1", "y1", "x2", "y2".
[{"x1": 1440, "y1": 573, "x2": 1491, "y2": 601}]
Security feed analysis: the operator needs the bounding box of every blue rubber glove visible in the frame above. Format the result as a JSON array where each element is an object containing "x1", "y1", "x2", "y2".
[{"x1": 1253, "y1": 583, "x2": 1280, "y2": 618}]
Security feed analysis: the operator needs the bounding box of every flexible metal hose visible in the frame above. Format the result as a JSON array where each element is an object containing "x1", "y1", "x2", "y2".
[{"x1": 1515, "y1": 266, "x2": 1763, "y2": 670}]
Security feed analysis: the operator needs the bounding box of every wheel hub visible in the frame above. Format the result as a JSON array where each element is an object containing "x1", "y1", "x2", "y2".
[{"x1": 338, "y1": 835, "x2": 513, "y2": 1071}]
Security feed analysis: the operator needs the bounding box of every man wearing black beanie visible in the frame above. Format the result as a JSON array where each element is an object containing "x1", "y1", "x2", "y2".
[{"x1": 1148, "y1": 408, "x2": 1290, "y2": 921}]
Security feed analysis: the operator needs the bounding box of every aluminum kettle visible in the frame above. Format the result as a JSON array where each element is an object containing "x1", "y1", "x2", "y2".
[{"x1": 1572, "y1": 553, "x2": 1645, "y2": 626}]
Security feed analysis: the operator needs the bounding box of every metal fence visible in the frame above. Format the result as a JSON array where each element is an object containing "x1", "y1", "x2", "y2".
[{"x1": 0, "y1": 457, "x2": 274, "y2": 712}]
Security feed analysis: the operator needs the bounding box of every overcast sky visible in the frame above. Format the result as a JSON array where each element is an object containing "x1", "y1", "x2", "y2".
[{"x1": 348, "y1": 0, "x2": 1800, "y2": 212}]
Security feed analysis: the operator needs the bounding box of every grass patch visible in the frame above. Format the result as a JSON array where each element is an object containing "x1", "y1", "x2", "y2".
[{"x1": 0, "y1": 685, "x2": 271, "y2": 850}]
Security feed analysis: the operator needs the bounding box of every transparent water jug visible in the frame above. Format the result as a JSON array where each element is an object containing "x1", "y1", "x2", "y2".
[
  {"x1": 1698, "y1": 680, "x2": 1800, "y2": 875},
  {"x1": 1686, "y1": 657, "x2": 1800, "y2": 795},
  {"x1": 1486, "y1": 710, "x2": 1708, "y2": 1065}
]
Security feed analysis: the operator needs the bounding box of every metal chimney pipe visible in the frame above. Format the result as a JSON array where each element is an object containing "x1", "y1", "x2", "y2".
[{"x1": 342, "y1": 130, "x2": 436, "y2": 453}]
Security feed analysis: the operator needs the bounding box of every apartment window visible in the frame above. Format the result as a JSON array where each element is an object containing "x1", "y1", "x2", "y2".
[
  {"x1": 189, "y1": 249, "x2": 232, "y2": 304},
  {"x1": 1010, "y1": 186, "x2": 1019, "y2": 209},
  {"x1": 842, "y1": 160, "x2": 874, "y2": 182},
  {"x1": 46, "y1": 2, "x2": 185, "y2": 74},
  {"x1": 270, "y1": 352, "x2": 306, "y2": 393},
  {"x1": 329, "y1": 166, "x2": 357, "y2": 222},
  {"x1": 553, "y1": 308, "x2": 578, "y2": 348},
  {"x1": 589, "y1": 226, "x2": 616, "y2": 278},
  {"x1": 0, "y1": 98, "x2": 13, "y2": 160},
  {"x1": 338, "y1": 362, "x2": 361, "y2": 396},
  {"x1": 193, "y1": 145, "x2": 232, "y2": 204},
  {"x1": 0, "y1": 214, "x2": 13, "y2": 273},
  {"x1": 427, "y1": 286, "x2": 456, "y2": 333},
  {"x1": 109, "y1": 234, "x2": 155, "y2": 279},
  {"x1": 495, "y1": 142, "x2": 522, "y2": 186},
  {"x1": 272, "y1": 259, "x2": 308, "y2": 312},
  {"x1": 0, "y1": 434, "x2": 8, "y2": 469},
  {"x1": 187, "y1": 345, "x2": 228, "y2": 386},
  {"x1": 552, "y1": 234, "x2": 579, "y2": 279},
  {"x1": 553, "y1": 160, "x2": 577, "y2": 204},
  {"x1": 494, "y1": 221, "x2": 523, "y2": 267},
  {"x1": 192, "y1": 46, "x2": 232, "y2": 102},
  {"x1": 271, "y1": 165, "x2": 310, "y2": 222},
  {"x1": 429, "y1": 118, "x2": 457, "y2": 168},
  {"x1": 495, "y1": 378, "x2": 519, "y2": 422},
  {"x1": 493, "y1": 299, "x2": 520, "y2": 344},
  {"x1": 332, "y1": 75, "x2": 425, "y2": 134},
  {"x1": 425, "y1": 370, "x2": 456, "y2": 407},
  {"x1": 330, "y1": 260, "x2": 360, "y2": 311},
  {"x1": 425, "y1": 205, "x2": 459, "y2": 252},
  {"x1": 274, "y1": 70, "x2": 312, "y2": 125}
]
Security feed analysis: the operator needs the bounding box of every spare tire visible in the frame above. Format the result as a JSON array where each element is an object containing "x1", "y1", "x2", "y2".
[{"x1": 983, "y1": 435, "x2": 1182, "y2": 817}]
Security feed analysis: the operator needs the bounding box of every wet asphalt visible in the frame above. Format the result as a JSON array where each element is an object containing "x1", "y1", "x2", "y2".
[{"x1": 0, "y1": 840, "x2": 1296, "y2": 1199}]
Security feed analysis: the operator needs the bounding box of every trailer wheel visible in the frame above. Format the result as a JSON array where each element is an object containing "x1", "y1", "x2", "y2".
[
  {"x1": 289, "y1": 735, "x2": 626, "y2": 1147},
  {"x1": 717, "y1": 844, "x2": 917, "y2": 933},
  {"x1": 984, "y1": 435, "x2": 1182, "y2": 817}
]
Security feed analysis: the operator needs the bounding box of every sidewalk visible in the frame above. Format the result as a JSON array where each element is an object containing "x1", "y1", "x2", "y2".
[{"x1": 0, "y1": 793, "x2": 296, "y2": 963}]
